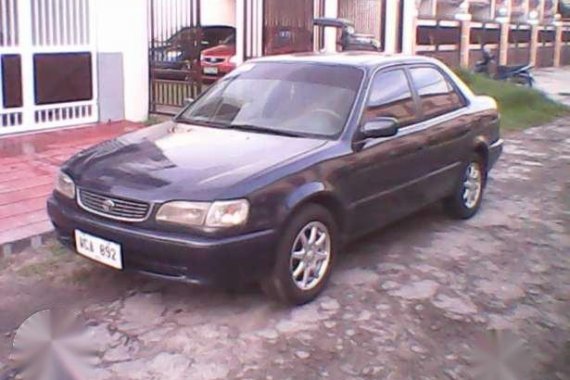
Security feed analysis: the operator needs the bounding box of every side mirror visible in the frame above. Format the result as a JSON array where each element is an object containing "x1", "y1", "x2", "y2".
[{"x1": 361, "y1": 117, "x2": 399, "y2": 139}]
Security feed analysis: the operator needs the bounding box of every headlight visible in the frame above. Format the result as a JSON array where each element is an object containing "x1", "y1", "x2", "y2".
[
  {"x1": 229, "y1": 55, "x2": 240, "y2": 65},
  {"x1": 205, "y1": 200, "x2": 249, "y2": 227},
  {"x1": 55, "y1": 171, "x2": 76, "y2": 199},
  {"x1": 156, "y1": 199, "x2": 249, "y2": 228},
  {"x1": 156, "y1": 202, "x2": 210, "y2": 226}
]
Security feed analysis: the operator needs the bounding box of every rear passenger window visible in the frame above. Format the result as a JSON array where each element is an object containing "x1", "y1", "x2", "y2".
[
  {"x1": 409, "y1": 67, "x2": 464, "y2": 118},
  {"x1": 365, "y1": 69, "x2": 418, "y2": 127}
]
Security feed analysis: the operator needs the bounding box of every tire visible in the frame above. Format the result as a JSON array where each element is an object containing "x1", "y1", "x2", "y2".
[
  {"x1": 443, "y1": 154, "x2": 486, "y2": 220},
  {"x1": 261, "y1": 204, "x2": 338, "y2": 306}
]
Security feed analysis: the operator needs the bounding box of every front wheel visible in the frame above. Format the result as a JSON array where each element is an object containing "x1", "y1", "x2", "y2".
[
  {"x1": 261, "y1": 204, "x2": 338, "y2": 306},
  {"x1": 443, "y1": 155, "x2": 486, "y2": 220}
]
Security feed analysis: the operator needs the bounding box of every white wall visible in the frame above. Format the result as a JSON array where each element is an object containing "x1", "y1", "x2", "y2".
[
  {"x1": 324, "y1": 0, "x2": 339, "y2": 52},
  {"x1": 201, "y1": 0, "x2": 236, "y2": 26},
  {"x1": 94, "y1": 0, "x2": 149, "y2": 122}
]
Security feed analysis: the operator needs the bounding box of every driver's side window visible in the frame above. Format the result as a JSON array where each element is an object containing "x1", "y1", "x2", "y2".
[{"x1": 365, "y1": 69, "x2": 418, "y2": 127}]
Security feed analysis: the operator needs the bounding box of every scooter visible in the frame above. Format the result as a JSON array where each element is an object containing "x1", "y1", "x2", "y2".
[{"x1": 474, "y1": 45, "x2": 535, "y2": 87}]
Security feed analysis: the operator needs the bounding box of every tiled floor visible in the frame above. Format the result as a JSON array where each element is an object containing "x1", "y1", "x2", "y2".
[{"x1": 0, "y1": 121, "x2": 143, "y2": 250}]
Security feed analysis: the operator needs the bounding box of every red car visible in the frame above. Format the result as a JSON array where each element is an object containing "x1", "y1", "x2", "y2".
[{"x1": 200, "y1": 34, "x2": 237, "y2": 82}]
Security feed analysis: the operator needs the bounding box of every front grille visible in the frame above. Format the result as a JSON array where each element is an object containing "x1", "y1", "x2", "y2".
[
  {"x1": 204, "y1": 57, "x2": 225, "y2": 64},
  {"x1": 78, "y1": 189, "x2": 151, "y2": 222}
]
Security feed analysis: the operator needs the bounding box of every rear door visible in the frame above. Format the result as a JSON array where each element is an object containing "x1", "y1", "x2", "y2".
[{"x1": 407, "y1": 65, "x2": 470, "y2": 201}]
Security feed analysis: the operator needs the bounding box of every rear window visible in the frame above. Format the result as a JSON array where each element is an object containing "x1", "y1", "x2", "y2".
[{"x1": 409, "y1": 66, "x2": 465, "y2": 118}]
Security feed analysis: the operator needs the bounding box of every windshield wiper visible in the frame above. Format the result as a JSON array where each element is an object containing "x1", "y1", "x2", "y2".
[
  {"x1": 175, "y1": 116, "x2": 226, "y2": 128},
  {"x1": 229, "y1": 123, "x2": 304, "y2": 138}
]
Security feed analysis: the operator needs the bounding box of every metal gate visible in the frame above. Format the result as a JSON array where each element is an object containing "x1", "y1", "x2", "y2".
[
  {"x1": 148, "y1": 0, "x2": 203, "y2": 115},
  {"x1": 0, "y1": 0, "x2": 98, "y2": 134}
]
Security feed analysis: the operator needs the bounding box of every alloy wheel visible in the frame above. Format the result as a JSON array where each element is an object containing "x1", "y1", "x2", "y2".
[
  {"x1": 289, "y1": 221, "x2": 332, "y2": 291},
  {"x1": 463, "y1": 162, "x2": 483, "y2": 209}
]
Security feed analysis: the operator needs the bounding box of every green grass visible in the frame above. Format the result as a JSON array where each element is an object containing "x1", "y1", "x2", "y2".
[{"x1": 455, "y1": 69, "x2": 570, "y2": 131}]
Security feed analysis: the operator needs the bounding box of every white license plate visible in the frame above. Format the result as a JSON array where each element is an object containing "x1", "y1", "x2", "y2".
[
  {"x1": 75, "y1": 230, "x2": 123, "y2": 270},
  {"x1": 204, "y1": 66, "x2": 218, "y2": 75}
]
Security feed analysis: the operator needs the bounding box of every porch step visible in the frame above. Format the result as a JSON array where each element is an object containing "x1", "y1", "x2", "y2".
[{"x1": 0, "y1": 121, "x2": 144, "y2": 258}]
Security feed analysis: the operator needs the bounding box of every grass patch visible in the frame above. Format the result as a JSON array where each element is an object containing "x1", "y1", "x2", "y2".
[
  {"x1": 455, "y1": 69, "x2": 570, "y2": 131},
  {"x1": 144, "y1": 115, "x2": 164, "y2": 127}
]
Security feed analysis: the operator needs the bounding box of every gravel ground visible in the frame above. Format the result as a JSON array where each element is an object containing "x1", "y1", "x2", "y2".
[{"x1": 1, "y1": 119, "x2": 569, "y2": 380}]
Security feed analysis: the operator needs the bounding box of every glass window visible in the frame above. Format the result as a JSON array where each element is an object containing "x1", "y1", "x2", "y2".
[
  {"x1": 365, "y1": 69, "x2": 418, "y2": 127},
  {"x1": 410, "y1": 67, "x2": 464, "y2": 118},
  {"x1": 179, "y1": 63, "x2": 364, "y2": 138}
]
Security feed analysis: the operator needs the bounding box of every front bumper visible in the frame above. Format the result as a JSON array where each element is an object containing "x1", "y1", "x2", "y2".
[
  {"x1": 488, "y1": 138, "x2": 504, "y2": 170},
  {"x1": 47, "y1": 196, "x2": 277, "y2": 286}
]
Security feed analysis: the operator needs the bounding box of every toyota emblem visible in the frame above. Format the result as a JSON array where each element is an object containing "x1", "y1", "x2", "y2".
[{"x1": 102, "y1": 199, "x2": 116, "y2": 212}]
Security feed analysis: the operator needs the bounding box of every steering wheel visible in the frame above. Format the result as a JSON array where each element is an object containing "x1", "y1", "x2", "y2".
[{"x1": 308, "y1": 108, "x2": 344, "y2": 125}]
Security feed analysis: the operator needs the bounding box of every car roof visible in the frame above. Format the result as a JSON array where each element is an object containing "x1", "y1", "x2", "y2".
[{"x1": 251, "y1": 52, "x2": 440, "y2": 70}]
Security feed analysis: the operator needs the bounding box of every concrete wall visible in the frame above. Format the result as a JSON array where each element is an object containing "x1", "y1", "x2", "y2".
[
  {"x1": 201, "y1": 0, "x2": 236, "y2": 26},
  {"x1": 94, "y1": 0, "x2": 149, "y2": 123}
]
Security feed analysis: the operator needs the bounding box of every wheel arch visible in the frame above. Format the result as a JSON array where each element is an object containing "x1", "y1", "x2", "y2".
[
  {"x1": 283, "y1": 182, "x2": 347, "y2": 236},
  {"x1": 472, "y1": 138, "x2": 490, "y2": 185}
]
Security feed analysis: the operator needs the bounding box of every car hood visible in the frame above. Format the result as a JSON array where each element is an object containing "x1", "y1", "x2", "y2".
[
  {"x1": 202, "y1": 44, "x2": 235, "y2": 57},
  {"x1": 66, "y1": 121, "x2": 327, "y2": 202}
]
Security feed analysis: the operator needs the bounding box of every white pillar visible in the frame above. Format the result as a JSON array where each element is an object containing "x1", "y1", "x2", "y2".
[
  {"x1": 95, "y1": 0, "x2": 149, "y2": 122},
  {"x1": 384, "y1": 0, "x2": 398, "y2": 54},
  {"x1": 324, "y1": 0, "x2": 339, "y2": 53},
  {"x1": 17, "y1": 0, "x2": 35, "y2": 127},
  {"x1": 402, "y1": 0, "x2": 419, "y2": 55},
  {"x1": 236, "y1": 0, "x2": 246, "y2": 63}
]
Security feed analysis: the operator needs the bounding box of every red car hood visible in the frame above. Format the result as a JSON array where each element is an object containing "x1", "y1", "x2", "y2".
[{"x1": 202, "y1": 44, "x2": 236, "y2": 57}]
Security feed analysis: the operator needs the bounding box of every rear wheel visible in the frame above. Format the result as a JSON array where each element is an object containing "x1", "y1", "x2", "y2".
[
  {"x1": 509, "y1": 74, "x2": 533, "y2": 87},
  {"x1": 261, "y1": 204, "x2": 338, "y2": 306},
  {"x1": 444, "y1": 155, "x2": 486, "y2": 219}
]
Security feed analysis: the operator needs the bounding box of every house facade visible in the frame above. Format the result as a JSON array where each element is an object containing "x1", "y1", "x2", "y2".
[{"x1": 0, "y1": 0, "x2": 569, "y2": 135}]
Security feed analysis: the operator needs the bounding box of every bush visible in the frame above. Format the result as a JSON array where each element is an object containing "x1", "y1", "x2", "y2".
[{"x1": 455, "y1": 68, "x2": 570, "y2": 131}]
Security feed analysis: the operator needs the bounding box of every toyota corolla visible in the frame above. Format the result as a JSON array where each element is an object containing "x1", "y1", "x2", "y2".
[{"x1": 48, "y1": 53, "x2": 503, "y2": 305}]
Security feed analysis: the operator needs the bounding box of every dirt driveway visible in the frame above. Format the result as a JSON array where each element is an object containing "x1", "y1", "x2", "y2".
[{"x1": 1, "y1": 120, "x2": 569, "y2": 380}]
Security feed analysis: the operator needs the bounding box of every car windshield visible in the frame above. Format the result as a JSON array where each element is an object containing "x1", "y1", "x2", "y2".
[
  {"x1": 177, "y1": 62, "x2": 364, "y2": 138},
  {"x1": 221, "y1": 34, "x2": 236, "y2": 45}
]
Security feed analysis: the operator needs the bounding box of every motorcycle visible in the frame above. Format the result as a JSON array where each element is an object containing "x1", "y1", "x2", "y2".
[{"x1": 474, "y1": 45, "x2": 535, "y2": 87}]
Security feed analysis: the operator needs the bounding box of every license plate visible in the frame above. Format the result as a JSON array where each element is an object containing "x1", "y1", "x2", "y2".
[
  {"x1": 204, "y1": 66, "x2": 218, "y2": 75},
  {"x1": 75, "y1": 230, "x2": 123, "y2": 270}
]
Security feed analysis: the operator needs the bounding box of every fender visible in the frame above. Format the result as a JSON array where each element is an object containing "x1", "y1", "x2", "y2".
[
  {"x1": 285, "y1": 181, "x2": 330, "y2": 211},
  {"x1": 281, "y1": 181, "x2": 348, "y2": 236},
  {"x1": 472, "y1": 135, "x2": 490, "y2": 155}
]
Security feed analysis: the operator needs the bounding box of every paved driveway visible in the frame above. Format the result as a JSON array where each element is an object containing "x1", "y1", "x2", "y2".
[
  {"x1": 534, "y1": 67, "x2": 570, "y2": 107},
  {"x1": 1, "y1": 119, "x2": 569, "y2": 380}
]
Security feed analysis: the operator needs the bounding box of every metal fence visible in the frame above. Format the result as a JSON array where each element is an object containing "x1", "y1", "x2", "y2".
[{"x1": 148, "y1": 0, "x2": 202, "y2": 115}]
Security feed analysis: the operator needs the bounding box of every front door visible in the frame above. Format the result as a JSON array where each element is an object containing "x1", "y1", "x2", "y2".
[{"x1": 345, "y1": 68, "x2": 429, "y2": 237}]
